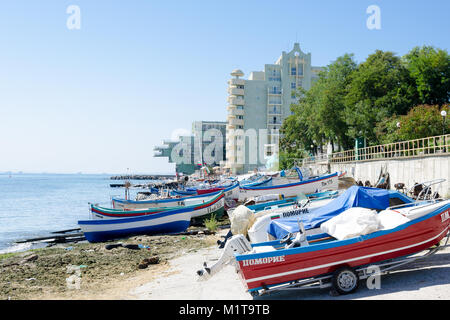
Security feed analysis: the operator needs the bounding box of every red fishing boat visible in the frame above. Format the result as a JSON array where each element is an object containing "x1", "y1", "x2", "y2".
[{"x1": 197, "y1": 198, "x2": 450, "y2": 296}]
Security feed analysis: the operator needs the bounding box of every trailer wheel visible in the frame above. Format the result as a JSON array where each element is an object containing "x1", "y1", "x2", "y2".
[{"x1": 332, "y1": 266, "x2": 359, "y2": 295}]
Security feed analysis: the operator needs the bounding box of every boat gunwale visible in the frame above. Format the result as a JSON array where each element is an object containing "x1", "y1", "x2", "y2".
[
  {"x1": 235, "y1": 200, "x2": 450, "y2": 261},
  {"x1": 239, "y1": 172, "x2": 339, "y2": 191}
]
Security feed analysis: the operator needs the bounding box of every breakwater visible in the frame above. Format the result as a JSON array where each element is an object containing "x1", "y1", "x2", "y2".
[{"x1": 110, "y1": 174, "x2": 176, "y2": 180}]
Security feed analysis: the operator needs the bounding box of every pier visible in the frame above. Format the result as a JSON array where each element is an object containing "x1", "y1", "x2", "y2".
[{"x1": 110, "y1": 174, "x2": 176, "y2": 180}]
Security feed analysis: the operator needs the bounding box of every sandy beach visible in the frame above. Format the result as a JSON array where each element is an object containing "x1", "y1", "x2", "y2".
[{"x1": 2, "y1": 227, "x2": 450, "y2": 300}]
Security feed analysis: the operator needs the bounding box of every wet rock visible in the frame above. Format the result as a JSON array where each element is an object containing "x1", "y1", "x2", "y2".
[
  {"x1": 19, "y1": 254, "x2": 38, "y2": 265},
  {"x1": 138, "y1": 256, "x2": 160, "y2": 269}
]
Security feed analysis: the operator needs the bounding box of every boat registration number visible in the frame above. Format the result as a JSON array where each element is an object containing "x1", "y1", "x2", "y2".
[
  {"x1": 207, "y1": 202, "x2": 222, "y2": 214},
  {"x1": 321, "y1": 179, "x2": 334, "y2": 187}
]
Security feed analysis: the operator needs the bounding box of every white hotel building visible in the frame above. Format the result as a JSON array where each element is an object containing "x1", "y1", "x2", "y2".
[{"x1": 225, "y1": 43, "x2": 324, "y2": 174}]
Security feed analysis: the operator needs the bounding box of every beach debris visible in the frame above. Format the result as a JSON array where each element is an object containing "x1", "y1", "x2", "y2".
[
  {"x1": 138, "y1": 256, "x2": 160, "y2": 269},
  {"x1": 64, "y1": 246, "x2": 74, "y2": 251},
  {"x1": 25, "y1": 278, "x2": 36, "y2": 281},
  {"x1": 105, "y1": 243, "x2": 123, "y2": 250},
  {"x1": 66, "y1": 264, "x2": 84, "y2": 290},
  {"x1": 104, "y1": 243, "x2": 143, "y2": 250},
  {"x1": 123, "y1": 244, "x2": 140, "y2": 250}
]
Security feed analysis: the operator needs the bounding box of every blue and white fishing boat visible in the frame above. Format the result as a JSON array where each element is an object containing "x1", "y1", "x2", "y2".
[
  {"x1": 78, "y1": 207, "x2": 193, "y2": 243},
  {"x1": 239, "y1": 174, "x2": 273, "y2": 187},
  {"x1": 238, "y1": 171, "x2": 339, "y2": 202},
  {"x1": 112, "y1": 189, "x2": 224, "y2": 210}
]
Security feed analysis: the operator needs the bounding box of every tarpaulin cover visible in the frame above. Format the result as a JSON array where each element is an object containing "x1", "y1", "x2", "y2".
[{"x1": 267, "y1": 186, "x2": 391, "y2": 239}]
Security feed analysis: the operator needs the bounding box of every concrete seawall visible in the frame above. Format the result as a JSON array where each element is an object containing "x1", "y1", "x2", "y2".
[{"x1": 306, "y1": 155, "x2": 450, "y2": 197}]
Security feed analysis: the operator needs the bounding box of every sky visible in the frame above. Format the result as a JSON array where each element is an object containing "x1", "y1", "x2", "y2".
[{"x1": 0, "y1": 0, "x2": 448, "y2": 174}]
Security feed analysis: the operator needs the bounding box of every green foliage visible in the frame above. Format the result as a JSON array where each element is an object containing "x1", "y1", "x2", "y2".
[
  {"x1": 344, "y1": 50, "x2": 418, "y2": 144},
  {"x1": 376, "y1": 105, "x2": 450, "y2": 143},
  {"x1": 403, "y1": 46, "x2": 450, "y2": 106},
  {"x1": 204, "y1": 214, "x2": 219, "y2": 232},
  {"x1": 280, "y1": 46, "x2": 450, "y2": 157}
]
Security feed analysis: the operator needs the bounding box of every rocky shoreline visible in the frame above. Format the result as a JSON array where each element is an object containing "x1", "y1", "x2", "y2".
[
  {"x1": 0, "y1": 228, "x2": 223, "y2": 300},
  {"x1": 110, "y1": 175, "x2": 176, "y2": 181}
]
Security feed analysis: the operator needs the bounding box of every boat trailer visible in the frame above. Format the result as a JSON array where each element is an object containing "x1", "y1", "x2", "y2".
[{"x1": 250, "y1": 230, "x2": 450, "y2": 297}]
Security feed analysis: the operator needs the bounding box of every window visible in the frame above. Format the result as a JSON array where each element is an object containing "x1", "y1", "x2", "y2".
[
  {"x1": 237, "y1": 105, "x2": 244, "y2": 110},
  {"x1": 291, "y1": 82, "x2": 296, "y2": 89},
  {"x1": 291, "y1": 67, "x2": 296, "y2": 75}
]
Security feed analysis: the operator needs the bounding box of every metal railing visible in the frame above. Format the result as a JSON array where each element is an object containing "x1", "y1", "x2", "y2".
[{"x1": 301, "y1": 134, "x2": 450, "y2": 166}]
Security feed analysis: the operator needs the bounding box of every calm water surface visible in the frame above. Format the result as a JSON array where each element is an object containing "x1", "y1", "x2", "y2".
[{"x1": 0, "y1": 174, "x2": 154, "y2": 253}]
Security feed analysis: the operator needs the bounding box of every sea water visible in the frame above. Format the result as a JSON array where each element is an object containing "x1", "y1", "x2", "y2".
[{"x1": 0, "y1": 173, "x2": 157, "y2": 253}]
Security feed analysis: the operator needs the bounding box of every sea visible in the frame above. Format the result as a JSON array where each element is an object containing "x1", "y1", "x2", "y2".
[{"x1": 0, "y1": 173, "x2": 161, "y2": 253}]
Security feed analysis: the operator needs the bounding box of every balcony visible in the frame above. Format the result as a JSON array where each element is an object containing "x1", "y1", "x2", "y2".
[
  {"x1": 229, "y1": 118, "x2": 244, "y2": 126},
  {"x1": 228, "y1": 78, "x2": 245, "y2": 86},
  {"x1": 268, "y1": 88, "x2": 282, "y2": 95},
  {"x1": 228, "y1": 97, "x2": 245, "y2": 105},
  {"x1": 268, "y1": 99, "x2": 282, "y2": 105},
  {"x1": 267, "y1": 108, "x2": 282, "y2": 115},
  {"x1": 228, "y1": 87, "x2": 245, "y2": 96},
  {"x1": 230, "y1": 108, "x2": 244, "y2": 116}
]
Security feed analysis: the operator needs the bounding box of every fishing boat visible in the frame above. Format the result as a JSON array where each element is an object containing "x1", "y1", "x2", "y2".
[
  {"x1": 197, "y1": 197, "x2": 450, "y2": 296},
  {"x1": 239, "y1": 174, "x2": 273, "y2": 187},
  {"x1": 195, "y1": 181, "x2": 240, "y2": 200},
  {"x1": 266, "y1": 186, "x2": 415, "y2": 241},
  {"x1": 112, "y1": 189, "x2": 224, "y2": 210},
  {"x1": 238, "y1": 172, "x2": 339, "y2": 202},
  {"x1": 247, "y1": 190, "x2": 342, "y2": 243},
  {"x1": 91, "y1": 192, "x2": 225, "y2": 220},
  {"x1": 78, "y1": 208, "x2": 192, "y2": 243}
]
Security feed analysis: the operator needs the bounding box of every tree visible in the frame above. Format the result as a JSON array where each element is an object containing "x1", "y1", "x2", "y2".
[
  {"x1": 404, "y1": 46, "x2": 450, "y2": 106},
  {"x1": 280, "y1": 53, "x2": 357, "y2": 159},
  {"x1": 344, "y1": 50, "x2": 418, "y2": 144},
  {"x1": 375, "y1": 104, "x2": 449, "y2": 144}
]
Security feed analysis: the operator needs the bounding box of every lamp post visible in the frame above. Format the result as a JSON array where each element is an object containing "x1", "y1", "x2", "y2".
[
  {"x1": 441, "y1": 110, "x2": 447, "y2": 136},
  {"x1": 441, "y1": 110, "x2": 447, "y2": 153}
]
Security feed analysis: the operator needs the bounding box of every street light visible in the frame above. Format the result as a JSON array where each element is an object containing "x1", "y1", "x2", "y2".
[{"x1": 441, "y1": 110, "x2": 447, "y2": 136}]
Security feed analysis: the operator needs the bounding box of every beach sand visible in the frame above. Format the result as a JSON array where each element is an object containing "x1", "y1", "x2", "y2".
[{"x1": 2, "y1": 228, "x2": 450, "y2": 300}]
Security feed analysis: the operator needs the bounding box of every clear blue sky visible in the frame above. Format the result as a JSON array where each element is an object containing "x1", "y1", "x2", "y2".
[{"x1": 0, "y1": 0, "x2": 448, "y2": 174}]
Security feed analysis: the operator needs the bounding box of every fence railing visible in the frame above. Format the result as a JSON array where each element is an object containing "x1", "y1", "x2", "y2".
[{"x1": 301, "y1": 134, "x2": 450, "y2": 166}]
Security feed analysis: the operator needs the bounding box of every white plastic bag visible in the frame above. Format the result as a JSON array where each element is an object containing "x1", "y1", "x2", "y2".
[{"x1": 230, "y1": 205, "x2": 255, "y2": 236}]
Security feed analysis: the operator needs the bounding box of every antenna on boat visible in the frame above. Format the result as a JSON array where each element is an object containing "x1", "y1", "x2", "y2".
[{"x1": 124, "y1": 167, "x2": 131, "y2": 200}]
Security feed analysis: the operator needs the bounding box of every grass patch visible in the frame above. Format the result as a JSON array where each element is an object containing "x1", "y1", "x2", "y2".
[{"x1": 204, "y1": 214, "x2": 219, "y2": 232}]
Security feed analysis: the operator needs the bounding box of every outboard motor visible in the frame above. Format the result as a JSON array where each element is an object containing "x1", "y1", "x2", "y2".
[{"x1": 197, "y1": 234, "x2": 252, "y2": 280}]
